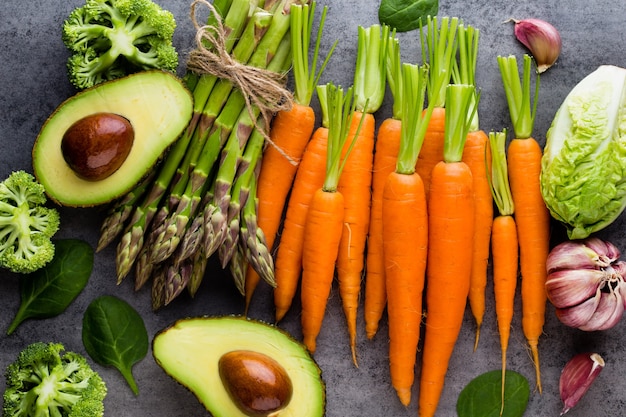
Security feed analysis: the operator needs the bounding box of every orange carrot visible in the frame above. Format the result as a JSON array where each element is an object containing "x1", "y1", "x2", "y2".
[
  {"x1": 244, "y1": 2, "x2": 336, "y2": 311},
  {"x1": 453, "y1": 23, "x2": 493, "y2": 350},
  {"x1": 364, "y1": 36, "x2": 402, "y2": 339},
  {"x1": 488, "y1": 129, "x2": 518, "y2": 414},
  {"x1": 273, "y1": 86, "x2": 331, "y2": 322},
  {"x1": 301, "y1": 83, "x2": 363, "y2": 354},
  {"x1": 382, "y1": 63, "x2": 431, "y2": 406},
  {"x1": 415, "y1": 16, "x2": 459, "y2": 198},
  {"x1": 419, "y1": 84, "x2": 477, "y2": 417},
  {"x1": 498, "y1": 54, "x2": 550, "y2": 393},
  {"x1": 336, "y1": 24, "x2": 388, "y2": 365}
]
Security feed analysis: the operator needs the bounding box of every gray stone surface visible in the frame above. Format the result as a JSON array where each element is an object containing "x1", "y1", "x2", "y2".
[{"x1": 1, "y1": 0, "x2": 625, "y2": 416}]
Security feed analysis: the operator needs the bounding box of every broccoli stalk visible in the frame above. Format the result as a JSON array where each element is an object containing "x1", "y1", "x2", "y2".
[
  {"x1": 0, "y1": 171, "x2": 60, "y2": 274},
  {"x1": 3, "y1": 342, "x2": 107, "y2": 417},
  {"x1": 62, "y1": 0, "x2": 179, "y2": 90}
]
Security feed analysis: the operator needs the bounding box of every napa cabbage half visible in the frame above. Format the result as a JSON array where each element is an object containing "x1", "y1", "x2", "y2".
[{"x1": 541, "y1": 65, "x2": 626, "y2": 239}]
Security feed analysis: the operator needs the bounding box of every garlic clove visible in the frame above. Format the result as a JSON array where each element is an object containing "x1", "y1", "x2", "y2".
[
  {"x1": 547, "y1": 238, "x2": 618, "y2": 274},
  {"x1": 555, "y1": 288, "x2": 601, "y2": 328},
  {"x1": 559, "y1": 352, "x2": 605, "y2": 415},
  {"x1": 578, "y1": 289, "x2": 624, "y2": 331},
  {"x1": 546, "y1": 269, "x2": 606, "y2": 308},
  {"x1": 511, "y1": 18, "x2": 562, "y2": 73}
]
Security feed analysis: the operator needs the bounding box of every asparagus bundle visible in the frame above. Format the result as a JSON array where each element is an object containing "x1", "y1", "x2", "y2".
[{"x1": 97, "y1": 0, "x2": 301, "y2": 309}]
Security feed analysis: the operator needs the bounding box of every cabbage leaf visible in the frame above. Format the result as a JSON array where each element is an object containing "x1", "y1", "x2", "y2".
[{"x1": 541, "y1": 65, "x2": 626, "y2": 239}]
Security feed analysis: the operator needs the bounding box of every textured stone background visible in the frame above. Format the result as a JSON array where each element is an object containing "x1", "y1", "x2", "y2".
[{"x1": 1, "y1": 1, "x2": 626, "y2": 416}]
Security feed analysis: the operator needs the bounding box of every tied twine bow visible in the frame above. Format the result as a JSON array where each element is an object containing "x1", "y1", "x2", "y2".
[{"x1": 187, "y1": 0, "x2": 294, "y2": 143}]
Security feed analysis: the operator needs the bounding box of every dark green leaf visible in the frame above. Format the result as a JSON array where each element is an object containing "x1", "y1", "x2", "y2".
[
  {"x1": 378, "y1": 0, "x2": 439, "y2": 32},
  {"x1": 6, "y1": 239, "x2": 94, "y2": 335},
  {"x1": 82, "y1": 295, "x2": 148, "y2": 395},
  {"x1": 457, "y1": 370, "x2": 530, "y2": 417}
]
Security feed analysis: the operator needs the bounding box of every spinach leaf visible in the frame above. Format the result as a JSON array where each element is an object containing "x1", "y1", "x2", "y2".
[
  {"x1": 82, "y1": 295, "x2": 148, "y2": 395},
  {"x1": 6, "y1": 238, "x2": 94, "y2": 335},
  {"x1": 457, "y1": 370, "x2": 530, "y2": 417},
  {"x1": 378, "y1": 0, "x2": 439, "y2": 32}
]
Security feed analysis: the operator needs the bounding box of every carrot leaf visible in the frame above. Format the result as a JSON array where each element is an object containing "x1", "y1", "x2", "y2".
[
  {"x1": 443, "y1": 84, "x2": 478, "y2": 162},
  {"x1": 497, "y1": 54, "x2": 540, "y2": 139},
  {"x1": 396, "y1": 63, "x2": 430, "y2": 174},
  {"x1": 488, "y1": 130, "x2": 514, "y2": 217},
  {"x1": 452, "y1": 22, "x2": 480, "y2": 132},
  {"x1": 320, "y1": 83, "x2": 362, "y2": 191},
  {"x1": 291, "y1": 2, "x2": 338, "y2": 106},
  {"x1": 354, "y1": 24, "x2": 390, "y2": 114},
  {"x1": 421, "y1": 16, "x2": 459, "y2": 108}
]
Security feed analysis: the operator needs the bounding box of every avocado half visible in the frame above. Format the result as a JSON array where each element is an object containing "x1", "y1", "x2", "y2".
[
  {"x1": 152, "y1": 316, "x2": 326, "y2": 417},
  {"x1": 32, "y1": 70, "x2": 193, "y2": 207}
]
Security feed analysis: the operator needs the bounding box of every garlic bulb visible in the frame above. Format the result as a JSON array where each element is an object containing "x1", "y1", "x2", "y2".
[
  {"x1": 559, "y1": 352, "x2": 605, "y2": 415},
  {"x1": 511, "y1": 18, "x2": 562, "y2": 73},
  {"x1": 546, "y1": 237, "x2": 626, "y2": 331}
]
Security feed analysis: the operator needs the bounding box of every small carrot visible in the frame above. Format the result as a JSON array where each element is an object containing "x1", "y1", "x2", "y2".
[
  {"x1": 273, "y1": 85, "x2": 331, "y2": 323},
  {"x1": 415, "y1": 16, "x2": 459, "y2": 198},
  {"x1": 382, "y1": 63, "x2": 431, "y2": 406},
  {"x1": 336, "y1": 24, "x2": 389, "y2": 365},
  {"x1": 419, "y1": 84, "x2": 477, "y2": 417},
  {"x1": 245, "y1": 2, "x2": 336, "y2": 311},
  {"x1": 301, "y1": 83, "x2": 364, "y2": 355},
  {"x1": 488, "y1": 129, "x2": 519, "y2": 415},
  {"x1": 364, "y1": 35, "x2": 402, "y2": 340},
  {"x1": 453, "y1": 23, "x2": 493, "y2": 350},
  {"x1": 498, "y1": 54, "x2": 550, "y2": 393}
]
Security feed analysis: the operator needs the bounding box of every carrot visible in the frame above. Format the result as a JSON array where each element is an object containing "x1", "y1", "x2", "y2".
[
  {"x1": 488, "y1": 129, "x2": 518, "y2": 415},
  {"x1": 415, "y1": 16, "x2": 459, "y2": 198},
  {"x1": 382, "y1": 63, "x2": 431, "y2": 406},
  {"x1": 453, "y1": 23, "x2": 493, "y2": 350},
  {"x1": 336, "y1": 24, "x2": 389, "y2": 366},
  {"x1": 498, "y1": 54, "x2": 550, "y2": 393},
  {"x1": 301, "y1": 83, "x2": 364, "y2": 354},
  {"x1": 273, "y1": 86, "x2": 331, "y2": 323},
  {"x1": 364, "y1": 35, "x2": 402, "y2": 339},
  {"x1": 244, "y1": 2, "x2": 336, "y2": 311},
  {"x1": 418, "y1": 84, "x2": 477, "y2": 417}
]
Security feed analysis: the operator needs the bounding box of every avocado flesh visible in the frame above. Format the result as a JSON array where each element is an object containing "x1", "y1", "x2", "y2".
[
  {"x1": 153, "y1": 316, "x2": 326, "y2": 417},
  {"x1": 32, "y1": 70, "x2": 193, "y2": 207}
]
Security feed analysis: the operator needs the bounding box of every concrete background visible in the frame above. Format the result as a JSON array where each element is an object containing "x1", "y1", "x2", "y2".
[{"x1": 1, "y1": 0, "x2": 626, "y2": 416}]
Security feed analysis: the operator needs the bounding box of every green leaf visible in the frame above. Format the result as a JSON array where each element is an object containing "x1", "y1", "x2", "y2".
[
  {"x1": 6, "y1": 238, "x2": 94, "y2": 335},
  {"x1": 82, "y1": 295, "x2": 148, "y2": 395},
  {"x1": 457, "y1": 370, "x2": 530, "y2": 417},
  {"x1": 378, "y1": 0, "x2": 439, "y2": 33}
]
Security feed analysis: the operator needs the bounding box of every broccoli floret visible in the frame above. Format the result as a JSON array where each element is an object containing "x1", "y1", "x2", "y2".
[
  {"x1": 62, "y1": 0, "x2": 179, "y2": 89},
  {"x1": 0, "y1": 171, "x2": 60, "y2": 274},
  {"x1": 3, "y1": 342, "x2": 107, "y2": 417}
]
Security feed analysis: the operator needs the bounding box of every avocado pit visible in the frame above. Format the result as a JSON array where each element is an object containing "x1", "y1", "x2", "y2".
[
  {"x1": 218, "y1": 350, "x2": 293, "y2": 417},
  {"x1": 61, "y1": 112, "x2": 134, "y2": 181}
]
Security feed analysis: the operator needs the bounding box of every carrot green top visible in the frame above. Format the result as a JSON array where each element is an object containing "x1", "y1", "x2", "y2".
[
  {"x1": 319, "y1": 83, "x2": 363, "y2": 191},
  {"x1": 395, "y1": 63, "x2": 430, "y2": 175},
  {"x1": 489, "y1": 130, "x2": 515, "y2": 217},
  {"x1": 443, "y1": 84, "x2": 478, "y2": 163},
  {"x1": 290, "y1": 2, "x2": 337, "y2": 106},
  {"x1": 497, "y1": 54, "x2": 540, "y2": 139},
  {"x1": 452, "y1": 23, "x2": 480, "y2": 132},
  {"x1": 385, "y1": 35, "x2": 403, "y2": 120},
  {"x1": 421, "y1": 16, "x2": 459, "y2": 108},
  {"x1": 354, "y1": 24, "x2": 390, "y2": 114}
]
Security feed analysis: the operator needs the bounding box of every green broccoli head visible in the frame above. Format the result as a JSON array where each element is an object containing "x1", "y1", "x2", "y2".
[
  {"x1": 3, "y1": 342, "x2": 107, "y2": 417},
  {"x1": 62, "y1": 0, "x2": 179, "y2": 89},
  {"x1": 0, "y1": 171, "x2": 60, "y2": 274}
]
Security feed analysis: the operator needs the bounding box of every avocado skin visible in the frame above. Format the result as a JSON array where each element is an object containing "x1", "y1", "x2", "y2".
[
  {"x1": 32, "y1": 70, "x2": 194, "y2": 207},
  {"x1": 152, "y1": 315, "x2": 326, "y2": 417}
]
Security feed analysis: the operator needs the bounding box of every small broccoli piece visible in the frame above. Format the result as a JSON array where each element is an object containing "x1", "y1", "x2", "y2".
[
  {"x1": 0, "y1": 171, "x2": 60, "y2": 274},
  {"x1": 3, "y1": 342, "x2": 107, "y2": 417},
  {"x1": 62, "y1": 0, "x2": 179, "y2": 89}
]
